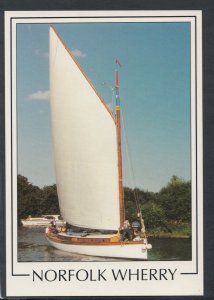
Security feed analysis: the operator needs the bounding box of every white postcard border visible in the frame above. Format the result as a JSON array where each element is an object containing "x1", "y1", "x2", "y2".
[{"x1": 5, "y1": 10, "x2": 203, "y2": 296}]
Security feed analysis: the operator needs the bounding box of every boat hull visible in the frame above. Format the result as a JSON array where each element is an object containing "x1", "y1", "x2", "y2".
[{"x1": 46, "y1": 233, "x2": 148, "y2": 260}]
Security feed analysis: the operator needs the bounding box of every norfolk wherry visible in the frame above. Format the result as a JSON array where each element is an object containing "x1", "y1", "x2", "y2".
[{"x1": 46, "y1": 26, "x2": 152, "y2": 260}]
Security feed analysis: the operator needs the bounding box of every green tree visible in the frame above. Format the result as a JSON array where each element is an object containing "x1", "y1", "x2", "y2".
[
  {"x1": 17, "y1": 175, "x2": 43, "y2": 222},
  {"x1": 124, "y1": 187, "x2": 138, "y2": 222},
  {"x1": 141, "y1": 201, "x2": 167, "y2": 230},
  {"x1": 124, "y1": 187, "x2": 160, "y2": 228},
  {"x1": 40, "y1": 185, "x2": 60, "y2": 214},
  {"x1": 158, "y1": 176, "x2": 191, "y2": 222},
  {"x1": 17, "y1": 175, "x2": 60, "y2": 224}
]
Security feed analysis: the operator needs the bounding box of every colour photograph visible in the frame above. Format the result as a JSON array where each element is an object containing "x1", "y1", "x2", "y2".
[
  {"x1": 16, "y1": 20, "x2": 192, "y2": 261},
  {"x1": 5, "y1": 10, "x2": 203, "y2": 297}
]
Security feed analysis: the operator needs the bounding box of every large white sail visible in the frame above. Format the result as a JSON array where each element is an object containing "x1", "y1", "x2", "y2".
[{"x1": 49, "y1": 27, "x2": 120, "y2": 230}]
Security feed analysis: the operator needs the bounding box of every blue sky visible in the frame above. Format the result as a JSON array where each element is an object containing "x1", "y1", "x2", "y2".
[{"x1": 17, "y1": 22, "x2": 191, "y2": 192}]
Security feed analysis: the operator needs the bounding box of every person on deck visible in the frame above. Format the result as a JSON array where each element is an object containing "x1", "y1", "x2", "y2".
[
  {"x1": 132, "y1": 221, "x2": 140, "y2": 234},
  {"x1": 121, "y1": 219, "x2": 132, "y2": 241},
  {"x1": 131, "y1": 221, "x2": 141, "y2": 240},
  {"x1": 50, "y1": 218, "x2": 56, "y2": 228}
]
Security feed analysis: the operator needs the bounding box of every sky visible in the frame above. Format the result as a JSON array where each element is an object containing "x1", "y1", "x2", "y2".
[{"x1": 17, "y1": 22, "x2": 191, "y2": 192}]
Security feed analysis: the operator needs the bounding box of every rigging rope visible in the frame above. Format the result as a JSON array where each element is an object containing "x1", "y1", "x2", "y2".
[
  {"x1": 121, "y1": 108, "x2": 146, "y2": 235},
  {"x1": 120, "y1": 109, "x2": 141, "y2": 214},
  {"x1": 52, "y1": 32, "x2": 114, "y2": 109},
  {"x1": 67, "y1": 37, "x2": 115, "y2": 106},
  {"x1": 52, "y1": 34, "x2": 116, "y2": 115}
]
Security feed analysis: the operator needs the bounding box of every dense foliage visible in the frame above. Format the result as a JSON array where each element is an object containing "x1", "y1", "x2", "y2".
[
  {"x1": 18, "y1": 174, "x2": 191, "y2": 234},
  {"x1": 124, "y1": 176, "x2": 191, "y2": 233},
  {"x1": 17, "y1": 175, "x2": 59, "y2": 224},
  {"x1": 158, "y1": 176, "x2": 191, "y2": 222}
]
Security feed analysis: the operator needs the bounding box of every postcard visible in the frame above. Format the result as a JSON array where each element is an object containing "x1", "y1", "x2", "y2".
[{"x1": 4, "y1": 10, "x2": 203, "y2": 297}]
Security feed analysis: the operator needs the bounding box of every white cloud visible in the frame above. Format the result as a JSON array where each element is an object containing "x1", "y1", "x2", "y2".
[
  {"x1": 71, "y1": 48, "x2": 86, "y2": 58},
  {"x1": 28, "y1": 90, "x2": 50, "y2": 101}
]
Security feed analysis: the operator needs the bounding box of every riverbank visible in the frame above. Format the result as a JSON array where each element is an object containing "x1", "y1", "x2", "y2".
[{"x1": 146, "y1": 222, "x2": 191, "y2": 238}]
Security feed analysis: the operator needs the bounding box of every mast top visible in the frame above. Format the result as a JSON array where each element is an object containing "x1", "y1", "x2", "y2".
[{"x1": 116, "y1": 59, "x2": 122, "y2": 69}]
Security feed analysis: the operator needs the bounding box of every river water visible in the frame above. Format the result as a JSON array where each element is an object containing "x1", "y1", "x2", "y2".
[{"x1": 18, "y1": 227, "x2": 191, "y2": 262}]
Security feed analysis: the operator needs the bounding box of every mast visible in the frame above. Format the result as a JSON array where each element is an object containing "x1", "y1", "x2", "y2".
[{"x1": 115, "y1": 60, "x2": 125, "y2": 227}]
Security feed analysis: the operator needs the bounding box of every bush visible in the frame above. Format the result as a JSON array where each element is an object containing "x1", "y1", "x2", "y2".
[
  {"x1": 141, "y1": 202, "x2": 167, "y2": 230},
  {"x1": 158, "y1": 176, "x2": 191, "y2": 222}
]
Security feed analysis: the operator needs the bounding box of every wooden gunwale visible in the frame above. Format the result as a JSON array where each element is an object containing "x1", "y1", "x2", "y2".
[{"x1": 46, "y1": 232, "x2": 145, "y2": 246}]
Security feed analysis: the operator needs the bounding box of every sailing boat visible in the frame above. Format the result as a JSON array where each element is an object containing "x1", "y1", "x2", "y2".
[{"x1": 46, "y1": 26, "x2": 152, "y2": 260}]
